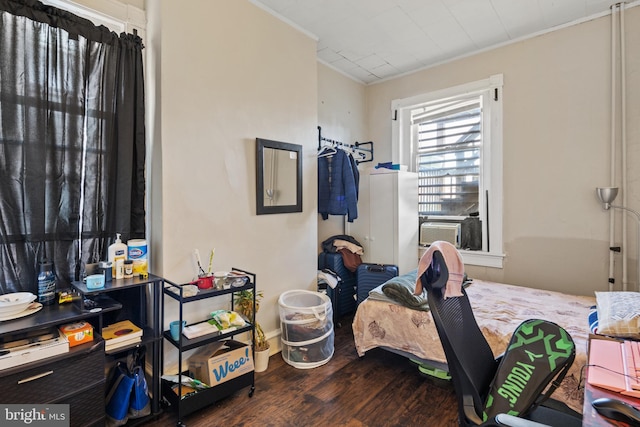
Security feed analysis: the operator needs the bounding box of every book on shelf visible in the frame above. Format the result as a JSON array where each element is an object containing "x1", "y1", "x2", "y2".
[
  {"x1": 102, "y1": 319, "x2": 143, "y2": 345},
  {"x1": 105, "y1": 335, "x2": 141, "y2": 352}
]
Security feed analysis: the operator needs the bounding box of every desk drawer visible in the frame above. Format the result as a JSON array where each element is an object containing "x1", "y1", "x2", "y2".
[
  {"x1": 0, "y1": 341, "x2": 104, "y2": 403},
  {"x1": 56, "y1": 380, "x2": 105, "y2": 427}
]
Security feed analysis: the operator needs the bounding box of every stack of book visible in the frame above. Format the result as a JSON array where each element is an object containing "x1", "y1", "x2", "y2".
[{"x1": 102, "y1": 320, "x2": 142, "y2": 352}]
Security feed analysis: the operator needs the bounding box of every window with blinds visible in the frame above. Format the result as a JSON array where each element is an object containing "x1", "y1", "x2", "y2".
[
  {"x1": 393, "y1": 74, "x2": 503, "y2": 266},
  {"x1": 414, "y1": 96, "x2": 482, "y2": 217}
]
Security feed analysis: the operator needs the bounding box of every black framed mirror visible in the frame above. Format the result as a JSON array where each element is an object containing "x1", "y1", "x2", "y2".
[{"x1": 256, "y1": 138, "x2": 302, "y2": 215}]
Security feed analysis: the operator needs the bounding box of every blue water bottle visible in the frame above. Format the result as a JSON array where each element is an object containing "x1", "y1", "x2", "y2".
[{"x1": 37, "y1": 260, "x2": 56, "y2": 305}]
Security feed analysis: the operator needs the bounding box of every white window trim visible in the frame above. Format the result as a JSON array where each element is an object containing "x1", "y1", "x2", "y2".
[{"x1": 392, "y1": 75, "x2": 504, "y2": 268}]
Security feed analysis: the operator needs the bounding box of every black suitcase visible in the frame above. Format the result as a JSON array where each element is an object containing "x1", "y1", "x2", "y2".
[
  {"x1": 356, "y1": 263, "x2": 398, "y2": 305},
  {"x1": 318, "y1": 252, "x2": 357, "y2": 326}
]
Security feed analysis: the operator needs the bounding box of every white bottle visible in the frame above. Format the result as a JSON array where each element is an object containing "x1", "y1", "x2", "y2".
[
  {"x1": 115, "y1": 259, "x2": 125, "y2": 280},
  {"x1": 108, "y1": 233, "x2": 127, "y2": 277}
]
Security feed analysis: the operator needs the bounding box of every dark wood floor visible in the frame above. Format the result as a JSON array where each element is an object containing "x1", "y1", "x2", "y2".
[{"x1": 149, "y1": 316, "x2": 459, "y2": 427}]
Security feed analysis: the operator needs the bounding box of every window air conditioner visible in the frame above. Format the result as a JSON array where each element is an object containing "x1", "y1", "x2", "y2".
[{"x1": 420, "y1": 223, "x2": 461, "y2": 248}]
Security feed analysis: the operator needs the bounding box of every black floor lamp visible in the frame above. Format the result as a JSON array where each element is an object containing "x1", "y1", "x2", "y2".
[{"x1": 596, "y1": 187, "x2": 640, "y2": 291}]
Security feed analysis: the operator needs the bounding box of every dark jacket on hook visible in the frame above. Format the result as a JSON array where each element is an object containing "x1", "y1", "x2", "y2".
[
  {"x1": 348, "y1": 150, "x2": 360, "y2": 201},
  {"x1": 318, "y1": 149, "x2": 358, "y2": 222}
]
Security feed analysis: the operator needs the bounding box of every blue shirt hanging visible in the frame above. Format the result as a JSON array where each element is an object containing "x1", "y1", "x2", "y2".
[{"x1": 318, "y1": 149, "x2": 358, "y2": 222}]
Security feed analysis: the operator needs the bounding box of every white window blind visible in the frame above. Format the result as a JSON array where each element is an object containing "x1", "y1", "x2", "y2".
[{"x1": 414, "y1": 95, "x2": 481, "y2": 217}]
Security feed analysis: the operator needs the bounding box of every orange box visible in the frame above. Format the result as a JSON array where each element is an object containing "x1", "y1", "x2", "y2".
[{"x1": 59, "y1": 321, "x2": 94, "y2": 347}]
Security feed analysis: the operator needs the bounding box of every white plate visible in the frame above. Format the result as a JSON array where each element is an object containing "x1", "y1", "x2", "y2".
[
  {"x1": 0, "y1": 293, "x2": 37, "y2": 317},
  {"x1": 0, "y1": 303, "x2": 43, "y2": 322},
  {"x1": 0, "y1": 292, "x2": 36, "y2": 306}
]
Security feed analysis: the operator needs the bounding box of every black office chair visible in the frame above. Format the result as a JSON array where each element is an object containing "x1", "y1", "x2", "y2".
[{"x1": 422, "y1": 250, "x2": 582, "y2": 427}]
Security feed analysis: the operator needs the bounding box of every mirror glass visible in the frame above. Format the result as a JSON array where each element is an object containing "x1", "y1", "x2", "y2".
[{"x1": 256, "y1": 138, "x2": 302, "y2": 214}]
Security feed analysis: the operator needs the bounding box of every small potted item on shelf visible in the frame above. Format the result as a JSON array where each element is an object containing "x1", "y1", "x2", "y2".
[
  {"x1": 195, "y1": 275, "x2": 213, "y2": 290},
  {"x1": 234, "y1": 289, "x2": 270, "y2": 372},
  {"x1": 194, "y1": 248, "x2": 215, "y2": 289}
]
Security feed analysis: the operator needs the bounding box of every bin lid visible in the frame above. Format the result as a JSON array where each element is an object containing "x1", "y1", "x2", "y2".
[{"x1": 278, "y1": 290, "x2": 330, "y2": 310}]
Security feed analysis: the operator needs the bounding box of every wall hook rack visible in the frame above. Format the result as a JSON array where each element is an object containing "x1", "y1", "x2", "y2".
[{"x1": 317, "y1": 126, "x2": 374, "y2": 164}]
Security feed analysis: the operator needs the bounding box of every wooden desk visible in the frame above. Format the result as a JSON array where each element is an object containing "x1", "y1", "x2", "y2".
[
  {"x1": 583, "y1": 379, "x2": 639, "y2": 426},
  {"x1": 583, "y1": 336, "x2": 640, "y2": 426}
]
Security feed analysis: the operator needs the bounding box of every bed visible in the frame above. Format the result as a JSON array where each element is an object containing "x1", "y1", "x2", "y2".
[{"x1": 352, "y1": 274, "x2": 595, "y2": 414}]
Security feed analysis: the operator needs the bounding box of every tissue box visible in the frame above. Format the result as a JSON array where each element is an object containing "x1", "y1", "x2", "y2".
[
  {"x1": 59, "y1": 321, "x2": 94, "y2": 347},
  {"x1": 188, "y1": 340, "x2": 253, "y2": 387}
]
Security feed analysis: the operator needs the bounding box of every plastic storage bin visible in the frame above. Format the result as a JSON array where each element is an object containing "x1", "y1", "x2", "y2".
[{"x1": 279, "y1": 290, "x2": 334, "y2": 369}]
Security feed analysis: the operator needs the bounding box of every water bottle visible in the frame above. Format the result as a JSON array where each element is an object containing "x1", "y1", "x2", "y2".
[{"x1": 37, "y1": 260, "x2": 56, "y2": 305}]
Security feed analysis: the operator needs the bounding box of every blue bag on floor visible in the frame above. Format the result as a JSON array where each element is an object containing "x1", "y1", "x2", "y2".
[
  {"x1": 129, "y1": 365, "x2": 151, "y2": 418},
  {"x1": 105, "y1": 363, "x2": 134, "y2": 426}
]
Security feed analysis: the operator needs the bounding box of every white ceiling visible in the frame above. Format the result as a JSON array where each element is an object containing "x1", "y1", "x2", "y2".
[{"x1": 253, "y1": 0, "x2": 624, "y2": 84}]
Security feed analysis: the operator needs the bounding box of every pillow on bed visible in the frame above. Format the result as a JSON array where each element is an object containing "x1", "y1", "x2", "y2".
[
  {"x1": 381, "y1": 270, "x2": 429, "y2": 311},
  {"x1": 595, "y1": 291, "x2": 640, "y2": 338}
]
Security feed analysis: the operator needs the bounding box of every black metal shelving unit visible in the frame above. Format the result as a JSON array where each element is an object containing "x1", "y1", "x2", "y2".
[{"x1": 162, "y1": 268, "x2": 256, "y2": 426}]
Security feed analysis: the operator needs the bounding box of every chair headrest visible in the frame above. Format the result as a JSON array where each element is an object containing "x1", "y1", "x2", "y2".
[
  {"x1": 425, "y1": 250, "x2": 449, "y2": 291},
  {"x1": 416, "y1": 241, "x2": 465, "y2": 298}
]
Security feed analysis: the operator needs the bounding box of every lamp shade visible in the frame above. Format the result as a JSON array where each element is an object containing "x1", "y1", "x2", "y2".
[{"x1": 596, "y1": 187, "x2": 619, "y2": 205}]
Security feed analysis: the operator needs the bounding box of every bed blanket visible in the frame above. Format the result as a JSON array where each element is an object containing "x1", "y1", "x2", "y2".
[{"x1": 353, "y1": 279, "x2": 594, "y2": 414}]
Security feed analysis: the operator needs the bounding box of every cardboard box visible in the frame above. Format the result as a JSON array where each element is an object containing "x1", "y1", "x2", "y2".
[
  {"x1": 59, "y1": 321, "x2": 94, "y2": 347},
  {"x1": 188, "y1": 340, "x2": 254, "y2": 387}
]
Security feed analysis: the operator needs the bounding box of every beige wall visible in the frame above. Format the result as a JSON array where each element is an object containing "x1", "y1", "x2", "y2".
[
  {"x1": 317, "y1": 63, "x2": 367, "y2": 245},
  {"x1": 365, "y1": 9, "x2": 640, "y2": 296},
  {"x1": 68, "y1": 0, "x2": 636, "y2": 319},
  {"x1": 147, "y1": 0, "x2": 318, "y2": 361}
]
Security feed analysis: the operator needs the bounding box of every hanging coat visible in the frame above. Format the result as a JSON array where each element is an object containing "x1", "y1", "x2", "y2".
[
  {"x1": 318, "y1": 149, "x2": 358, "y2": 222},
  {"x1": 347, "y1": 151, "x2": 360, "y2": 201}
]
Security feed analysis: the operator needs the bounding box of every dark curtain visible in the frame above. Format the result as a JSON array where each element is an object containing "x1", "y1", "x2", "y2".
[{"x1": 0, "y1": 0, "x2": 145, "y2": 293}]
